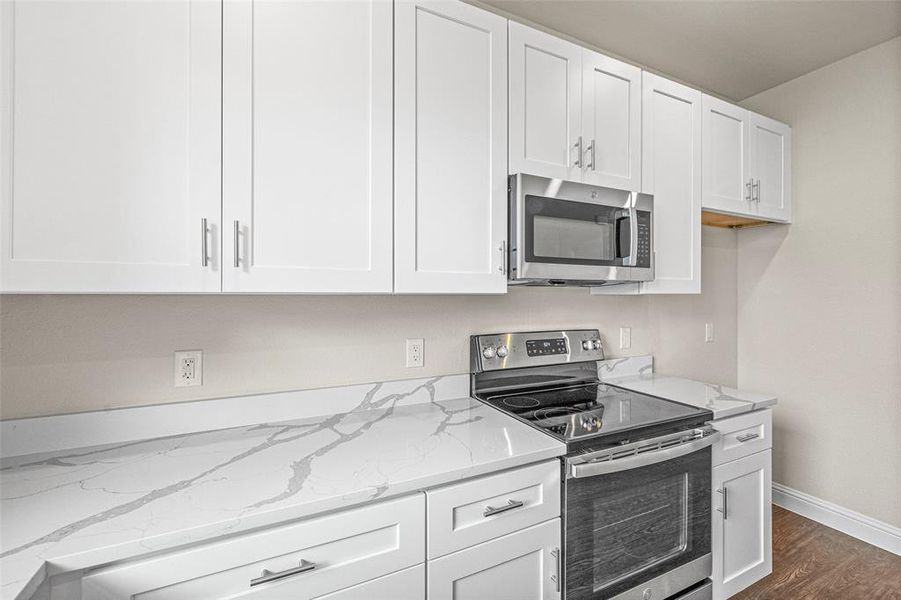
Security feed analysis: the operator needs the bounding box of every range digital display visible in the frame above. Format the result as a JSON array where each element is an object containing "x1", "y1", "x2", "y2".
[{"x1": 526, "y1": 338, "x2": 568, "y2": 357}]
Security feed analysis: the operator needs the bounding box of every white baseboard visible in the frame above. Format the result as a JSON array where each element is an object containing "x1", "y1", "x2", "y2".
[{"x1": 772, "y1": 482, "x2": 901, "y2": 556}]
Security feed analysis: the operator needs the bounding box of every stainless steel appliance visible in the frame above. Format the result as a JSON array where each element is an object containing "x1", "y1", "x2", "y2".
[
  {"x1": 508, "y1": 174, "x2": 654, "y2": 286},
  {"x1": 471, "y1": 329, "x2": 718, "y2": 600}
]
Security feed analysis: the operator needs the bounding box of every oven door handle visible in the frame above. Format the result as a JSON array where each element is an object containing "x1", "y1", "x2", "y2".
[{"x1": 569, "y1": 431, "x2": 721, "y2": 479}]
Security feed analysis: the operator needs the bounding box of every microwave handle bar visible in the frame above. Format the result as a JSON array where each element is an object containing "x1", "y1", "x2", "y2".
[{"x1": 569, "y1": 430, "x2": 721, "y2": 479}]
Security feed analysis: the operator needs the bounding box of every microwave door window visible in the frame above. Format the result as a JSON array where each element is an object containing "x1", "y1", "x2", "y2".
[{"x1": 533, "y1": 216, "x2": 614, "y2": 261}]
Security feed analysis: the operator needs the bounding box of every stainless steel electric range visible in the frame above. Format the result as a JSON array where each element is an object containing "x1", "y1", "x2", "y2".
[{"x1": 471, "y1": 329, "x2": 719, "y2": 600}]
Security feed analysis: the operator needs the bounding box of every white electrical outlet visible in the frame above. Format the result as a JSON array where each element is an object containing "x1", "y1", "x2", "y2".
[
  {"x1": 406, "y1": 339, "x2": 424, "y2": 368},
  {"x1": 175, "y1": 350, "x2": 203, "y2": 387},
  {"x1": 705, "y1": 323, "x2": 715, "y2": 343},
  {"x1": 619, "y1": 327, "x2": 632, "y2": 350}
]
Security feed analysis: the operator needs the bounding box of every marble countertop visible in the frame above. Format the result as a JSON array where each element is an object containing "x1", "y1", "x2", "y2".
[
  {"x1": 0, "y1": 379, "x2": 564, "y2": 600},
  {"x1": 605, "y1": 373, "x2": 778, "y2": 419}
]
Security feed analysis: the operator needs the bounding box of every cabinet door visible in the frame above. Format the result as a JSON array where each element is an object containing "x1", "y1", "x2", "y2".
[
  {"x1": 222, "y1": 0, "x2": 392, "y2": 293},
  {"x1": 702, "y1": 95, "x2": 751, "y2": 217},
  {"x1": 640, "y1": 73, "x2": 702, "y2": 294},
  {"x1": 749, "y1": 113, "x2": 792, "y2": 223},
  {"x1": 428, "y1": 519, "x2": 561, "y2": 600},
  {"x1": 394, "y1": 0, "x2": 507, "y2": 294},
  {"x1": 0, "y1": 0, "x2": 221, "y2": 293},
  {"x1": 581, "y1": 51, "x2": 641, "y2": 191},
  {"x1": 313, "y1": 565, "x2": 424, "y2": 600},
  {"x1": 508, "y1": 22, "x2": 582, "y2": 181},
  {"x1": 712, "y1": 450, "x2": 773, "y2": 600}
]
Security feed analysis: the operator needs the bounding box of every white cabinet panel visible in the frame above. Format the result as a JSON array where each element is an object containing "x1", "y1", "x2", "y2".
[
  {"x1": 702, "y1": 95, "x2": 751, "y2": 216},
  {"x1": 313, "y1": 565, "x2": 424, "y2": 600},
  {"x1": 82, "y1": 494, "x2": 424, "y2": 600},
  {"x1": 750, "y1": 113, "x2": 792, "y2": 222},
  {"x1": 1, "y1": 0, "x2": 221, "y2": 292},
  {"x1": 427, "y1": 460, "x2": 561, "y2": 559},
  {"x1": 428, "y1": 519, "x2": 562, "y2": 600},
  {"x1": 508, "y1": 22, "x2": 582, "y2": 181},
  {"x1": 581, "y1": 51, "x2": 642, "y2": 191},
  {"x1": 712, "y1": 450, "x2": 772, "y2": 600},
  {"x1": 639, "y1": 72, "x2": 702, "y2": 294},
  {"x1": 712, "y1": 408, "x2": 772, "y2": 467},
  {"x1": 222, "y1": 0, "x2": 393, "y2": 293},
  {"x1": 395, "y1": 0, "x2": 507, "y2": 294}
]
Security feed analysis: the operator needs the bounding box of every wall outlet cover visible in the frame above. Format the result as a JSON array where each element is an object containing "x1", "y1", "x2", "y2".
[
  {"x1": 175, "y1": 350, "x2": 203, "y2": 387},
  {"x1": 705, "y1": 323, "x2": 715, "y2": 343},
  {"x1": 619, "y1": 327, "x2": 632, "y2": 350},
  {"x1": 406, "y1": 339, "x2": 424, "y2": 368}
]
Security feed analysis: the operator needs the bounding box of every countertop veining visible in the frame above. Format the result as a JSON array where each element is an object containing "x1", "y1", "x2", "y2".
[{"x1": 0, "y1": 379, "x2": 564, "y2": 600}]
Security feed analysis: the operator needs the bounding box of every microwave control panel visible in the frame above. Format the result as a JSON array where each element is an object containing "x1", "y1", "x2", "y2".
[{"x1": 636, "y1": 210, "x2": 652, "y2": 268}]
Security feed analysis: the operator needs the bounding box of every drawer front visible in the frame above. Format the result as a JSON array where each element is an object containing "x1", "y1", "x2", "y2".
[
  {"x1": 426, "y1": 460, "x2": 561, "y2": 559},
  {"x1": 313, "y1": 564, "x2": 424, "y2": 600},
  {"x1": 712, "y1": 408, "x2": 772, "y2": 467},
  {"x1": 82, "y1": 494, "x2": 424, "y2": 600}
]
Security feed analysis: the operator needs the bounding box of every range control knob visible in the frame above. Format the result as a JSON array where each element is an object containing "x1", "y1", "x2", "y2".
[
  {"x1": 496, "y1": 345, "x2": 508, "y2": 358},
  {"x1": 592, "y1": 339, "x2": 602, "y2": 351},
  {"x1": 482, "y1": 346, "x2": 496, "y2": 360},
  {"x1": 582, "y1": 340, "x2": 593, "y2": 351}
]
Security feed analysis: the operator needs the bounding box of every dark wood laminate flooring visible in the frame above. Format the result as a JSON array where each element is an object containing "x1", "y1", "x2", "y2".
[{"x1": 733, "y1": 505, "x2": 901, "y2": 599}]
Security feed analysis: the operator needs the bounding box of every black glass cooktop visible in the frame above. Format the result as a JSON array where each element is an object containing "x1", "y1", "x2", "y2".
[{"x1": 480, "y1": 382, "x2": 708, "y2": 442}]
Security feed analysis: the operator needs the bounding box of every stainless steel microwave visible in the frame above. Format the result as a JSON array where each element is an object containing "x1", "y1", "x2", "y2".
[{"x1": 508, "y1": 173, "x2": 654, "y2": 286}]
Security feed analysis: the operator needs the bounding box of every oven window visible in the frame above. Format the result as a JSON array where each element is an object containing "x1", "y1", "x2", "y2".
[
  {"x1": 565, "y1": 447, "x2": 711, "y2": 600},
  {"x1": 592, "y1": 472, "x2": 689, "y2": 591},
  {"x1": 525, "y1": 194, "x2": 625, "y2": 266},
  {"x1": 533, "y1": 216, "x2": 614, "y2": 261}
]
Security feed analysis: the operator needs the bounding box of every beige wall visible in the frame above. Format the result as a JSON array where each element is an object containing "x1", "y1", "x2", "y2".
[
  {"x1": 738, "y1": 37, "x2": 901, "y2": 527},
  {"x1": 0, "y1": 228, "x2": 737, "y2": 419}
]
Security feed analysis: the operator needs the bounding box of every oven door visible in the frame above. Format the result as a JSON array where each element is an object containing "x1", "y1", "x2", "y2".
[
  {"x1": 511, "y1": 174, "x2": 635, "y2": 282},
  {"x1": 564, "y1": 431, "x2": 717, "y2": 600}
]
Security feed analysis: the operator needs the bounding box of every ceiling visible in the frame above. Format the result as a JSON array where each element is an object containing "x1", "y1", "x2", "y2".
[{"x1": 478, "y1": 0, "x2": 901, "y2": 100}]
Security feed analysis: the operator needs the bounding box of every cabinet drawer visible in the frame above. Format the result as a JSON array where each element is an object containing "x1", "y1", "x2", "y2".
[
  {"x1": 712, "y1": 409, "x2": 772, "y2": 467},
  {"x1": 313, "y1": 564, "x2": 424, "y2": 600},
  {"x1": 426, "y1": 460, "x2": 561, "y2": 559},
  {"x1": 82, "y1": 494, "x2": 424, "y2": 600}
]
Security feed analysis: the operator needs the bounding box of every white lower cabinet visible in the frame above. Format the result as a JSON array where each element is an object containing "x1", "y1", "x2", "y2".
[
  {"x1": 313, "y1": 565, "x2": 424, "y2": 600},
  {"x1": 81, "y1": 494, "x2": 424, "y2": 600},
  {"x1": 427, "y1": 519, "x2": 562, "y2": 600},
  {"x1": 711, "y1": 449, "x2": 773, "y2": 600}
]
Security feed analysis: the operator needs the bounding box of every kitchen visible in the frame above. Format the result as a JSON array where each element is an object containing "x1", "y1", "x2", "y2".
[{"x1": 1, "y1": 1, "x2": 899, "y2": 599}]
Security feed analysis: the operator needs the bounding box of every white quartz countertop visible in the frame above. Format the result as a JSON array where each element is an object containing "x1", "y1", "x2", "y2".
[
  {"x1": 605, "y1": 373, "x2": 778, "y2": 419},
  {"x1": 0, "y1": 382, "x2": 564, "y2": 599}
]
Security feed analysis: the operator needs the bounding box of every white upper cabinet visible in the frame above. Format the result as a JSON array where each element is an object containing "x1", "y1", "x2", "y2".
[
  {"x1": 703, "y1": 95, "x2": 791, "y2": 223},
  {"x1": 394, "y1": 0, "x2": 508, "y2": 294},
  {"x1": 0, "y1": 0, "x2": 222, "y2": 293},
  {"x1": 222, "y1": 0, "x2": 393, "y2": 293},
  {"x1": 702, "y1": 95, "x2": 751, "y2": 216},
  {"x1": 581, "y1": 51, "x2": 642, "y2": 191},
  {"x1": 640, "y1": 73, "x2": 702, "y2": 294},
  {"x1": 749, "y1": 113, "x2": 792, "y2": 222},
  {"x1": 508, "y1": 23, "x2": 582, "y2": 181}
]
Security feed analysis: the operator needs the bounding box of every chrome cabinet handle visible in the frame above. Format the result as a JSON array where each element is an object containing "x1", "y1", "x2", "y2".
[
  {"x1": 586, "y1": 139, "x2": 596, "y2": 171},
  {"x1": 745, "y1": 180, "x2": 752, "y2": 202},
  {"x1": 736, "y1": 432, "x2": 760, "y2": 443},
  {"x1": 752, "y1": 179, "x2": 760, "y2": 203},
  {"x1": 551, "y1": 547, "x2": 561, "y2": 592},
  {"x1": 201, "y1": 218, "x2": 210, "y2": 267},
  {"x1": 233, "y1": 220, "x2": 240, "y2": 268},
  {"x1": 250, "y1": 559, "x2": 316, "y2": 587},
  {"x1": 573, "y1": 136, "x2": 583, "y2": 168},
  {"x1": 500, "y1": 240, "x2": 508, "y2": 275},
  {"x1": 717, "y1": 487, "x2": 728, "y2": 520},
  {"x1": 483, "y1": 499, "x2": 524, "y2": 517}
]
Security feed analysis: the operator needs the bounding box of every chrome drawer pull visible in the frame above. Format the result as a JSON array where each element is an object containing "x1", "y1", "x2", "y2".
[
  {"x1": 201, "y1": 218, "x2": 210, "y2": 267},
  {"x1": 551, "y1": 547, "x2": 561, "y2": 592},
  {"x1": 483, "y1": 499, "x2": 524, "y2": 517},
  {"x1": 736, "y1": 432, "x2": 760, "y2": 443},
  {"x1": 250, "y1": 559, "x2": 317, "y2": 587}
]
